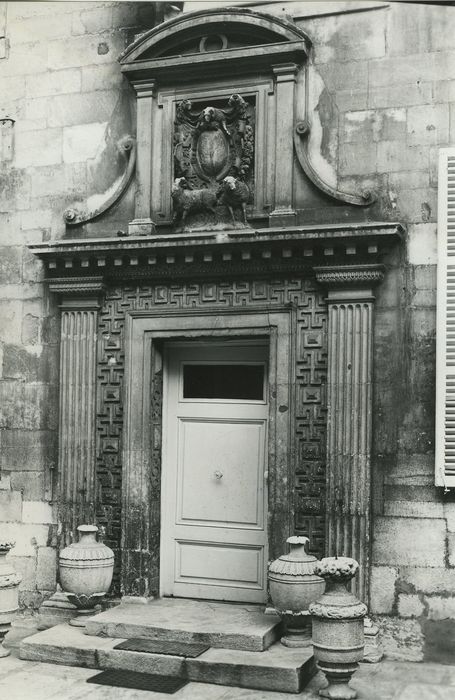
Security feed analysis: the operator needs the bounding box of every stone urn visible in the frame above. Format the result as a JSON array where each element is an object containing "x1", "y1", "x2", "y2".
[
  {"x1": 59, "y1": 525, "x2": 114, "y2": 627},
  {"x1": 0, "y1": 542, "x2": 22, "y2": 658},
  {"x1": 268, "y1": 535, "x2": 325, "y2": 647},
  {"x1": 309, "y1": 557, "x2": 367, "y2": 699}
]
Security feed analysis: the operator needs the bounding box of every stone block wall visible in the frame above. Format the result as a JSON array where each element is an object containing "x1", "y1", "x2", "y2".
[
  {"x1": 285, "y1": 0, "x2": 454, "y2": 661},
  {"x1": 0, "y1": 0, "x2": 167, "y2": 608},
  {"x1": 1, "y1": 0, "x2": 454, "y2": 659}
]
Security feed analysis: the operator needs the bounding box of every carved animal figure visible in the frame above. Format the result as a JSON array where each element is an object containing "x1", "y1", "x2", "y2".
[
  {"x1": 196, "y1": 106, "x2": 231, "y2": 140},
  {"x1": 171, "y1": 177, "x2": 218, "y2": 227},
  {"x1": 217, "y1": 176, "x2": 250, "y2": 227}
]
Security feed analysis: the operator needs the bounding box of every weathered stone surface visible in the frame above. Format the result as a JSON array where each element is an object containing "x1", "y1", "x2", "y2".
[
  {"x1": 20, "y1": 209, "x2": 53, "y2": 232},
  {"x1": 20, "y1": 623, "x2": 119, "y2": 667},
  {"x1": 339, "y1": 141, "x2": 377, "y2": 176},
  {"x1": 187, "y1": 645, "x2": 315, "y2": 693},
  {"x1": 427, "y1": 596, "x2": 455, "y2": 621},
  {"x1": 85, "y1": 599, "x2": 281, "y2": 652},
  {"x1": 342, "y1": 108, "x2": 406, "y2": 144},
  {"x1": 369, "y1": 566, "x2": 398, "y2": 615},
  {"x1": 81, "y1": 63, "x2": 124, "y2": 92},
  {"x1": 408, "y1": 224, "x2": 437, "y2": 265},
  {"x1": 48, "y1": 90, "x2": 118, "y2": 128},
  {"x1": 0, "y1": 385, "x2": 58, "y2": 431},
  {"x1": 400, "y1": 567, "x2": 455, "y2": 595},
  {"x1": 397, "y1": 594, "x2": 425, "y2": 619},
  {"x1": 376, "y1": 616, "x2": 424, "y2": 662},
  {"x1": 22, "y1": 502, "x2": 54, "y2": 524},
  {"x1": 0, "y1": 474, "x2": 11, "y2": 490},
  {"x1": 1, "y1": 522, "x2": 50, "y2": 557},
  {"x1": 12, "y1": 555, "x2": 37, "y2": 591},
  {"x1": 10, "y1": 471, "x2": 47, "y2": 501},
  {"x1": 15, "y1": 129, "x2": 63, "y2": 168},
  {"x1": 376, "y1": 142, "x2": 429, "y2": 173},
  {"x1": 20, "y1": 623, "x2": 314, "y2": 693},
  {"x1": 47, "y1": 33, "x2": 126, "y2": 71},
  {"x1": 0, "y1": 246, "x2": 22, "y2": 283},
  {"x1": 423, "y1": 619, "x2": 455, "y2": 665},
  {"x1": 97, "y1": 646, "x2": 186, "y2": 676},
  {"x1": 372, "y1": 517, "x2": 446, "y2": 567},
  {"x1": 63, "y1": 122, "x2": 107, "y2": 163},
  {"x1": 384, "y1": 501, "x2": 443, "y2": 519},
  {"x1": 31, "y1": 162, "x2": 87, "y2": 199},
  {"x1": 384, "y1": 453, "x2": 434, "y2": 486},
  {"x1": 0, "y1": 489, "x2": 23, "y2": 521},
  {"x1": 309, "y1": 11, "x2": 386, "y2": 64},
  {"x1": 36, "y1": 547, "x2": 57, "y2": 591},
  {"x1": 71, "y1": 5, "x2": 113, "y2": 35},
  {"x1": 407, "y1": 104, "x2": 449, "y2": 147}
]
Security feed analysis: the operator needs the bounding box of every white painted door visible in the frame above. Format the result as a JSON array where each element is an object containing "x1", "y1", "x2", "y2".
[{"x1": 161, "y1": 341, "x2": 268, "y2": 603}]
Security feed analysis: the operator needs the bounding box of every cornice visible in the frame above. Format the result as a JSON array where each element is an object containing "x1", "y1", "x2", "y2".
[{"x1": 28, "y1": 222, "x2": 403, "y2": 287}]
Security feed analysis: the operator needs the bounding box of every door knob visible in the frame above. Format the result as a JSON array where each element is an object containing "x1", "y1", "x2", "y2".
[{"x1": 214, "y1": 470, "x2": 223, "y2": 480}]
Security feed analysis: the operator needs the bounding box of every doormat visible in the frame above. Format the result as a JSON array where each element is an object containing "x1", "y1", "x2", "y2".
[
  {"x1": 87, "y1": 669, "x2": 188, "y2": 693},
  {"x1": 114, "y1": 637, "x2": 210, "y2": 657}
]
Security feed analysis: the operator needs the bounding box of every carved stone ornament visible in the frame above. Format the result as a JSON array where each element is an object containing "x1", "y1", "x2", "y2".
[
  {"x1": 63, "y1": 135, "x2": 136, "y2": 226},
  {"x1": 172, "y1": 94, "x2": 254, "y2": 230},
  {"x1": 294, "y1": 120, "x2": 375, "y2": 207},
  {"x1": 0, "y1": 541, "x2": 22, "y2": 657},
  {"x1": 309, "y1": 557, "x2": 367, "y2": 699}
]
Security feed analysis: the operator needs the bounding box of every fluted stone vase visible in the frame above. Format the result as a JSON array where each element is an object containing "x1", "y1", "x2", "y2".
[
  {"x1": 309, "y1": 557, "x2": 367, "y2": 699},
  {"x1": 268, "y1": 535, "x2": 325, "y2": 647},
  {"x1": 59, "y1": 525, "x2": 114, "y2": 627},
  {"x1": 0, "y1": 542, "x2": 22, "y2": 658}
]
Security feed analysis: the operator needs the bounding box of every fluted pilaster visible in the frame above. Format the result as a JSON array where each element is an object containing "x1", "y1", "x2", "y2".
[
  {"x1": 56, "y1": 292, "x2": 103, "y2": 544},
  {"x1": 315, "y1": 265, "x2": 384, "y2": 602}
]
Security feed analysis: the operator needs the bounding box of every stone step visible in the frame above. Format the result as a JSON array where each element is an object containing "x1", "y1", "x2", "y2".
[
  {"x1": 19, "y1": 624, "x2": 316, "y2": 694},
  {"x1": 85, "y1": 599, "x2": 282, "y2": 652}
]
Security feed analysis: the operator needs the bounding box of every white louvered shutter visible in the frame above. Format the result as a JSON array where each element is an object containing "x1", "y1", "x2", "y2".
[{"x1": 436, "y1": 147, "x2": 455, "y2": 487}]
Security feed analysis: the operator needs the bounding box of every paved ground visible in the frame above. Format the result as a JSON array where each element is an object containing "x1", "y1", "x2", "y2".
[{"x1": 1, "y1": 648, "x2": 455, "y2": 699}]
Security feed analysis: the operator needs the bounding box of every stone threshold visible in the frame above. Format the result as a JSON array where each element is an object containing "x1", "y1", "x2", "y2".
[
  {"x1": 19, "y1": 623, "x2": 315, "y2": 694},
  {"x1": 85, "y1": 599, "x2": 281, "y2": 652}
]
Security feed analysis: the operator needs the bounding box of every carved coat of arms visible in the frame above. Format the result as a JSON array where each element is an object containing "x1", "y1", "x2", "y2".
[{"x1": 173, "y1": 94, "x2": 255, "y2": 191}]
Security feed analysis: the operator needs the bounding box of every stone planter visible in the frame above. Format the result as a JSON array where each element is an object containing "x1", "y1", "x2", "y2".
[
  {"x1": 268, "y1": 535, "x2": 325, "y2": 647},
  {"x1": 0, "y1": 542, "x2": 22, "y2": 658},
  {"x1": 59, "y1": 525, "x2": 114, "y2": 627},
  {"x1": 309, "y1": 557, "x2": 367, "y2": 699}
]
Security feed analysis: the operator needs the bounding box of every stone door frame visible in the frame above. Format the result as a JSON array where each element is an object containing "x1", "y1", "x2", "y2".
[{"x1": 122, "y1": 306, "x2": 295, "y2": 598}]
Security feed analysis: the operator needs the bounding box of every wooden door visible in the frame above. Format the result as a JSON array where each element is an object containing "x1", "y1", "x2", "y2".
[{"x1": 160, "y1": 341, "x2": 268, "y2": 602}]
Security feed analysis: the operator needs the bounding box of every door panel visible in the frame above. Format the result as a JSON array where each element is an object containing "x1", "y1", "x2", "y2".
[
  {"x1": 161, "y1": 342, "x2": 268, "y2": 602},
  {"x1": 177, "y1": 418, "x2": 265, "y2": 527}
]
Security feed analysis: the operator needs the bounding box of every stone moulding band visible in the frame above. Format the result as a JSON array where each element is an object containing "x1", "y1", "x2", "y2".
[
  {"x1": 294, "y1": 120, "x2": 375, "y2": 207},
  {"x1": 314, "y1": 264, "x2": 385, "y2": 287},
  {"x1": 309, "y1": 602, "x2": 368, "y2": 619},
  {"x1": 63, "y1": 136, "x2": 136, "y2": 227}
]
